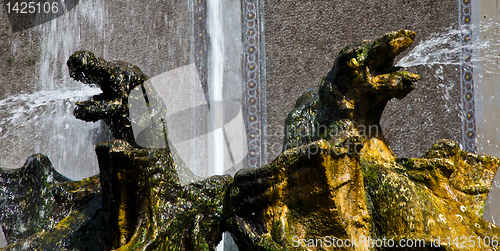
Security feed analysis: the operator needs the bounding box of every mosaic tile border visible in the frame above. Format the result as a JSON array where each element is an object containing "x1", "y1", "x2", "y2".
[
  {"x1": 243, "y1": 0, "x2": 267, "y2": 169},
  {"x1": 460, "y1": 0, "x2": 476, "y2": 153},
  {"x1": 193, "y1": 0, "x2": 267, "y2": 170}
]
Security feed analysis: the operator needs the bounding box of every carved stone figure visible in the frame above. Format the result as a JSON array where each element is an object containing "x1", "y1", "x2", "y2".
[{"x1": 1, "y1": 31, "x2": 498, "y2": 251}]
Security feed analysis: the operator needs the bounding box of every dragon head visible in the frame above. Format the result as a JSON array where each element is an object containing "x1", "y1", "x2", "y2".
[{"x1": 318, "y1": 30, "x2": 419, "y2": 128}]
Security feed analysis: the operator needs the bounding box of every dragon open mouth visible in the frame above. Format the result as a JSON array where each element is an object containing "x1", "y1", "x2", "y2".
[
  {"x1": 365, "y1": 30, "x2": 420, "y2": 99},
  {"x1": 67, "y1": 50, "x2": 149, "y2": 123},
  {"x1": 67, "y1": 50, "x2": 150, "y2": 145}
]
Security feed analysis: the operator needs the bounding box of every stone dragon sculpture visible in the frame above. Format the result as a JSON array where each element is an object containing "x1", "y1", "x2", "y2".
[{"x1": 0, "y1": 30, "x2": 498, "y2": 251}]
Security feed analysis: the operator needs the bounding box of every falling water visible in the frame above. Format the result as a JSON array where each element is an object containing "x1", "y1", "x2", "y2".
[
  {"x1": 0, "y1": 0, "x2": 108, "y2": 180},
  {"x1": 394, "y1": 24, "x2": 499, "y2": 139},
  {"x1": 35, "y1": 0, "x2": 108, "y2": 180},
  {"x1": 207, "y1": 0, "x2": 226, "y2": 249},
  {"x1": 0, "y1": 86, "x2": 102, "y2": 174},
  {"x1": 208, "y1": 0, "x2": 225, "y2": 178},
  {"x1": 395, "y1": 22, "x2": 500, "y2": 143},
  {"x1": 0, "y1": 0, "x2": 244, "y2": 247}
]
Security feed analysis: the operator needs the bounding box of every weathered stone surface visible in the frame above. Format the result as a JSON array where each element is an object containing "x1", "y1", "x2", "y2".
[
  {"x1": 224, "y1": 138, "x2": 500, "y2": 250},
  {"x1": 263, "y1": 0, "x2": 462, "y2": 162},
  {"x1": 96, "y1": 139, "x2": 231, "y2": 250},
  {"x1": 68, "y1": 50, "x2": 179, "y2": 155},
  {"x1": 3, "y1": 30, "x2": 499, "y2": 250},
  {"x1": 364, "y1": 139, "x2": 500, "y2": 251},
  {"x1": 0, "y1": 154, "x2": 101, "y2": 250},
  {"x1": 1, "y1": 52, "x2": 229, "y2": 250},
  {"x1": 0, "y1": 140, "x2": 232, "y2": 251},
  {"x1": 284, "y1": 30, "x2": 419, "y2": 156},
  {"x1": 220, "y1": 30, "x2": 500, "y2": 250},
  {"x1": 224, "y1": 138, "x2": 371, "y2": 250}
]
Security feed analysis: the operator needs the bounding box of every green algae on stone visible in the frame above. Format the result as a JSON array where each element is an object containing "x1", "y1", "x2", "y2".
[
  {"x1": 223, "y1": 137, "x2": 500, "y2": 250},
  {"x1": 67, "y1": 50, "x2": 156, "y2": 147},
  {"x1": 0, "y1": 154, "x2": 101, "y2": 250},
  {"x1": 235, "y1": 30, "x2": 500, "y2": 250},
  {"x1": 284, "y1": 30, "x2": 419, "y2": 153},
  {"x1": 224, "y1": 139, "x2": 372, "y2": 250},
  {"x1": 1, "y1": 140, "x2": 232, "y2": 251},
  {"x1": 96, "y1": 140, "x2": 232, "y2": 250}
]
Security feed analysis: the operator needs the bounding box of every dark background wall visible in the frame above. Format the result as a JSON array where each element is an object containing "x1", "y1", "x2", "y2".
[{"x1": 263, "y1": 0, "x2": 462, "y2": 161}]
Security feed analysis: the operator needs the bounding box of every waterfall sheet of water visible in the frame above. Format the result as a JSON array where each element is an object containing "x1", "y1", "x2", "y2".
[
  {"x1": 207, "y1": 0, "x2": 227, "y2": 250},
  {"x1": 208, "y1": 0, "x2": 225, "y2": 178}
]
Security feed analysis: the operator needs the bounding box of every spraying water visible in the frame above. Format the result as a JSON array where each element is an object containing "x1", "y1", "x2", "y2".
[
  {"x1": 397, "y1": 27, "x2": 467, "y2": 68},
  {"x1": 396, "y1": 23, "x2": 499, "y2": 74},
  {"x1": 394, "y1": 24, "x2": 497, "y2": 127},
  {"x1": 0, "y1": 86, "x2": 102, "y2": 175},
  {"x1": 395, "y1": 22, "x2": 500, "y2": 140},
  {"x1": 395, "y1": 22, "x2": 500, "y2": 227},
  {"x1": 35, "y1": 0, "x2": 108, "y2": 180},
  {"x1": 0, "y1": 87, "x2": 101, "y2": 128},
  {"x1": 0, "y1": 0, "x2": 108, "y2": 180}
]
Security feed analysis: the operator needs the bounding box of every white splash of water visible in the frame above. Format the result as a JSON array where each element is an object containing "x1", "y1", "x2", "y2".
[
  {"x1": 0, "y1": 86, "x2": 100, "y2": 108},
  {"x1": 0, "y1": 85, "x2": 103, "y2": 179},
  {"x1": 0, "y1": 0, "x2": 109, "y2": 180},
  {"x1": 34, "y1": 0, "x2": 109, "y2": 180},
  {"x1": 0, "y1": 86, "x2": 101, "y2": 129},
  {"x1": 397, "y1": 22, "x2": 500, "y2": 75},
  {"x1": 397, "y1": 27, "x2": 467, "y2": 68},
  {"x1": 395, "y1": 22, "x2": 500, "y2": 148}
]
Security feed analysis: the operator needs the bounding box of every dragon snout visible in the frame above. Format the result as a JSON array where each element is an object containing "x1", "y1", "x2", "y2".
[{"x1": 366, "y1": 30, "x2": 416, "y2": 75}]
